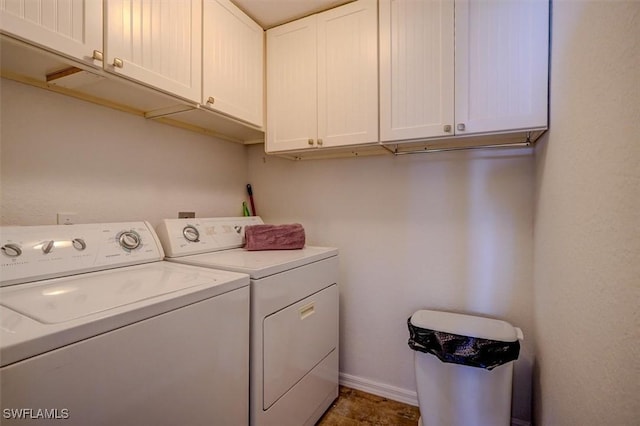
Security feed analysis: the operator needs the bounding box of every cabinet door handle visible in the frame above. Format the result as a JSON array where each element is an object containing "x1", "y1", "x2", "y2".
[
  {"x1": 444, "y1": 125, "x2": 452, "y2": 133},
  {"x1": 317, "y1": 139, "x2": 323, "y2": 146},
  {"x1": 92, "y1": 50, "x2": 103, "y2": 61},
  {"x1": 207, "y1": 97, "x2": 215, "y2": 105},
  {"x1": 308, "y1": 138, "x2": 314, "y2": 146},
  {"x1": 457, "y1": 123, "x2": 466, "y2": 131},
  {"x1": 113, "y1": 58, "x2": 124, "y2": 68}
]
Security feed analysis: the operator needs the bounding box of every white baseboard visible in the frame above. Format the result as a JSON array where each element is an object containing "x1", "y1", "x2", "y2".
[
  {"x1": 338, "y1": 372, "x2": 531, "y2": 426},
  {"x1": 339, "y1": 372, "x2": 419, "y2": 406}
]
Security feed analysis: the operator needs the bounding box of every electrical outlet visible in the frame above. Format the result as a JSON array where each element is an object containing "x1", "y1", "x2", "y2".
[
  {"x1": 178, "y1": 212, "x2": 195, "y2": 219},
  {"x1": 57, "y1": 213, "x2": 78, "y2": 225}
]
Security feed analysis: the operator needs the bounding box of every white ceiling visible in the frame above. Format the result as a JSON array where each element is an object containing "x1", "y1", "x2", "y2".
[{"x1": 232, "y1": 0, "x2": 353, "y2": 29}]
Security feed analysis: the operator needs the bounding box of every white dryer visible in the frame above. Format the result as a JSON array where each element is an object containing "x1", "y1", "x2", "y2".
[
  {"x1": 0, "y1": 222, "x2": 250, "y2": 425},
  {"x1": 156, "y1": 217, "x2": 339, "y2": 426}
]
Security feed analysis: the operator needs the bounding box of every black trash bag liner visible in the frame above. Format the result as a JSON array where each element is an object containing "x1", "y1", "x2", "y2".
[{"x1": 407, "y1": 318, "x2": 520, "y2": 371}]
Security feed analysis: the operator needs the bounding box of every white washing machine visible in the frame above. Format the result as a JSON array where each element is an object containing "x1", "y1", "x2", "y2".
[
  {"x1": 0, "y1": 221, "x2": 250, "y2": 425},
  {"x1": 156, "y1": 217, "x2": 339, "y2": 426}
]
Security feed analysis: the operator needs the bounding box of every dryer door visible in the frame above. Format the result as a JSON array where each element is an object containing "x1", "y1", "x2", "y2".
[{"x1": 263, "y1": 284, "x2": 338, "y2": 409}]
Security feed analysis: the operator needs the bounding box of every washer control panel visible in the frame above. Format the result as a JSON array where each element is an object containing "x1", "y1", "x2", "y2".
[
  {"x1": 156, "y1": 216, "x2": 264, "y2": 258},
  {"x1": 0, "y1": 222, "x2": 163, "y2": 287}
]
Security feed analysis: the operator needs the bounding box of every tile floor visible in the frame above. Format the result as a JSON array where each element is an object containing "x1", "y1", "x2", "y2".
[{"x1": 316, "y1": 386, "x2": 420, "y2": 425}]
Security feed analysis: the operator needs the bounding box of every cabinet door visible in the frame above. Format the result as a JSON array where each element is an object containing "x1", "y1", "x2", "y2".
[
  {"x1": 0, "y1": 0, "x2": 102, "y2": 67},
  {"x1": 203, "y1": 0, "x2": 264, "y2": 128},
  {"x1": 455, "y1": 0, "x2": 549, "y2": 135},
  {"x1": 379, "y1": 0, "x2": 454, "y2": 142},
  {"x1": 317, "y1": 0, "x2": 378, "y2": 147},
  {"x1": 105, "y1": 0, "x2": 202, "y2": 103},
  {"x1": 266, "y1": 15, "x2": 317, "y2": 152}
]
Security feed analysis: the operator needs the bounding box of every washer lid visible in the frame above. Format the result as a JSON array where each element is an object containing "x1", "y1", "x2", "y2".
[
  {"x1": 0, "y1": 262, "x2": 247, "y2": 324},
  {"x1": 168, "y1": 246, "x2": 338, "y2": 279},
  {"x1": 410, "y1": 310, "x2": 518, "y2": 342},
  {"x1": 0, "y1": 262, "x2": 249, "y2": 367}
]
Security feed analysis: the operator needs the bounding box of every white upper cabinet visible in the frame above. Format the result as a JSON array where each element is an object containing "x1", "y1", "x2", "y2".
[
  {"x1": 266, "y1": 0, "x2": 378, "y2": 153},
  {"x1": 203, "y1": 0, "x2": 264, "y2": 128},
  {"x1": 379, "y1": 0, "x2": 454, "y2": 142},
  {"x1": 455, "y1": 0, "x2": 549, "y2": 135},
  {"x1": 317, "y1": 0, "x2": 378, "y2": 148},
  {"x1": 104, "y1": 0, "x2": 202, "y2": 103},
  {"x1": 380, "y1": 0, "x2": 549, "y2": 143},
  {"x1": 266, "y1": 15, "x2": 317, "y2": 152},
  {"x1": 0, "y1": 0, "x2": 103, "y2": 68}
]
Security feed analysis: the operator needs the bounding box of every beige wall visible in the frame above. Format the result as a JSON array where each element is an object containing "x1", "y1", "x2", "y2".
[
  {"x1": 247, "y1": 145, "x2": 535, "y2": 421},
  {"x1": 0, "y1": 79, "x2": 248, "y2": 227},
  {"x1": 533, "y1": 1, "x2": 640, "y2": 424}
]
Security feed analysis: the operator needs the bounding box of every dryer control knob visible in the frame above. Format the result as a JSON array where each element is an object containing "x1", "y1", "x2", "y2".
[
  {"x1": 183, "y1": 225, "x2": 200, "y2": 242},
  {"x1": 119, "y1": 231, "x2": 141, "y2": 251},
  {"x1": 72, "y1": 238, "x2": 87, "y2": 251},
  {"x1": 1, "y1": 243, "x2": 22, "y2": 258}
]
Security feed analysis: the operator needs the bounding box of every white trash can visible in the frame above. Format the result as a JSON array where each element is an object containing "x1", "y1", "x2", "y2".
[{"x1": 408, "y1": 310, "x2": 523, "y2": 426}]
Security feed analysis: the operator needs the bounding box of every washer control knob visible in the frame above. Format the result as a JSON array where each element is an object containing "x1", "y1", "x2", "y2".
[
  {"x1": 118, "y1": 231, "x2": 141, "y2": 251},
  {"x1": 72, "y1": 238, "x2": 87, "y2": 251},
  {"x1": 183, "y1": 225, "x2": 200, "y2": 242},
  {"x1": 1, "y1": 243, "x2": 22, "y2": 258},
  {"x1": 42, "y1": 240, "x2": 55, "y2": 254}
]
